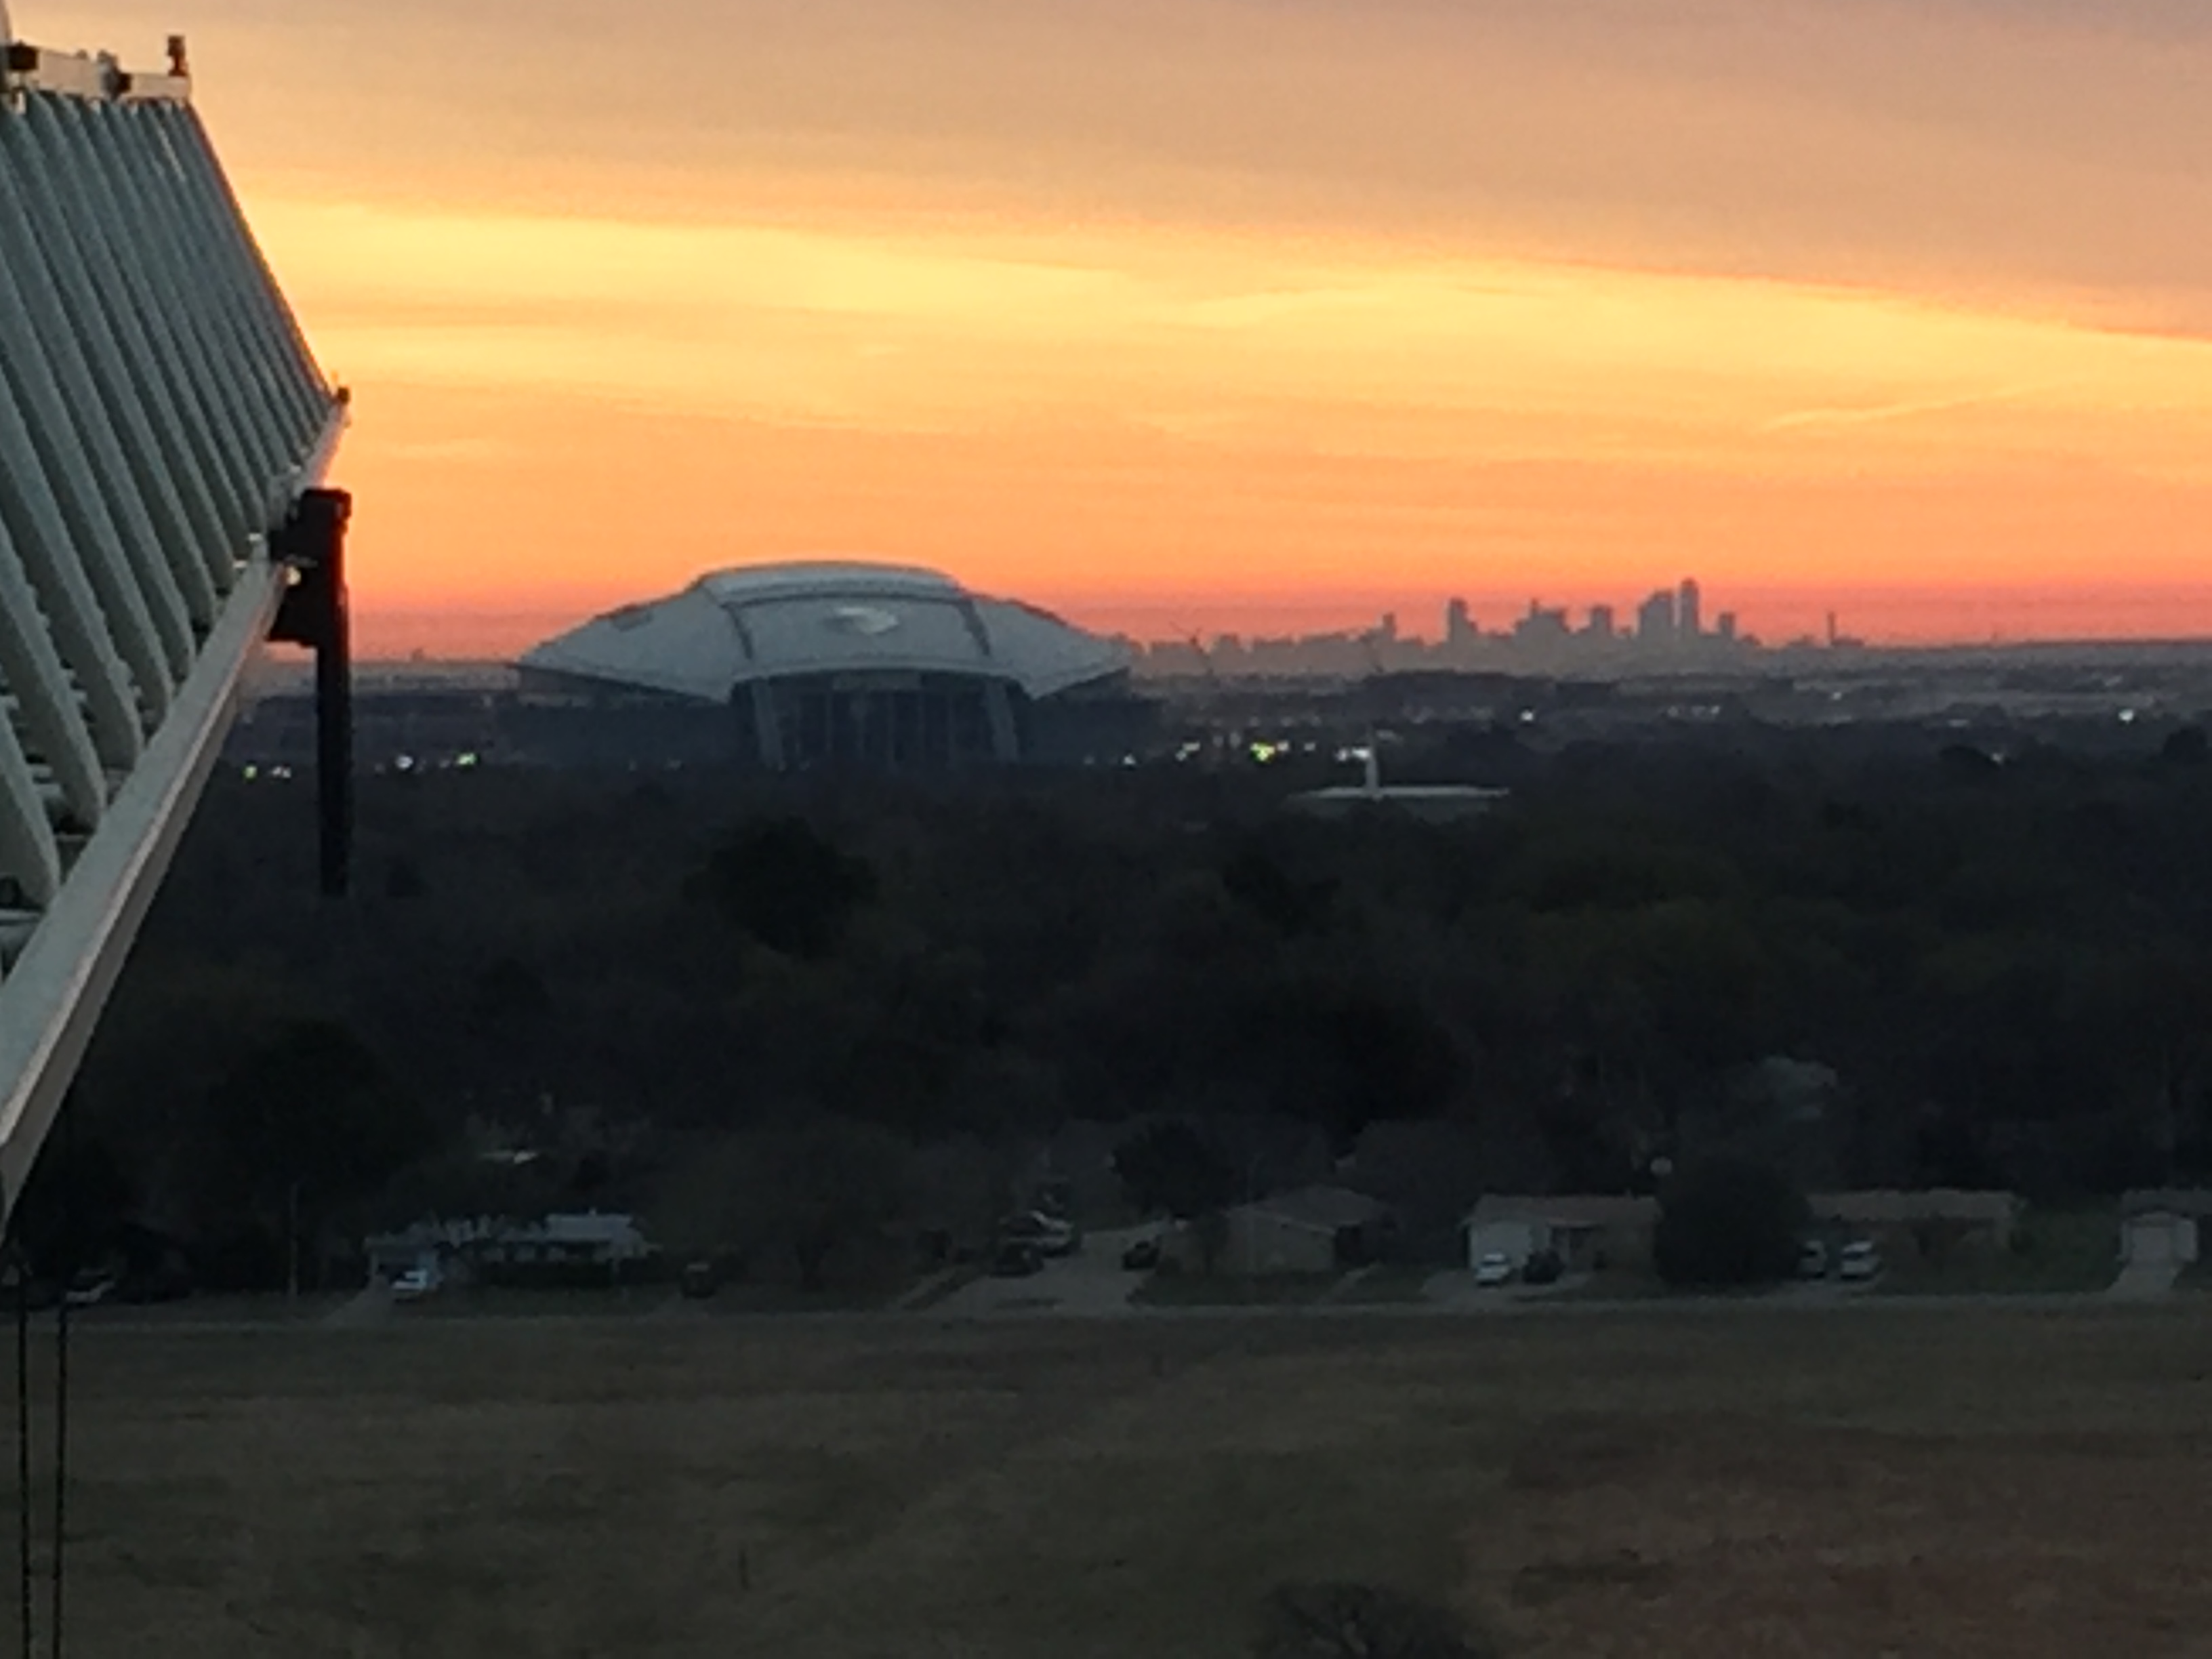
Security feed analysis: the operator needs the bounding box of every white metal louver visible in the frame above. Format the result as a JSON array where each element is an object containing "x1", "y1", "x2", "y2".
[{"x1": 0, "y1": 14, "x2": 349, "y2": 1209}]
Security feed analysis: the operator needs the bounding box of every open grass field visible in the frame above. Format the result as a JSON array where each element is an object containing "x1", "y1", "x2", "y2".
[{"x1": 27, "y1": 1302, "x2": 2212, "y2": 1656}]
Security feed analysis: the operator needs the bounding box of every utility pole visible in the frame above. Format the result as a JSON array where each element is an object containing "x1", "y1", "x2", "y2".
[{"x1": 287, "y1": 1180, "x2": 302, "y2": 1301}]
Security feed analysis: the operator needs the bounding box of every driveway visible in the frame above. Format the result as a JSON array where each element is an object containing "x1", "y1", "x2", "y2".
[
  {"x1": 930, "y1": 1226, "x2": 1153, "y2": 1318},
  {"x1": 2108, "y1": 1258, "x2": 2180, "y2": 1300}
]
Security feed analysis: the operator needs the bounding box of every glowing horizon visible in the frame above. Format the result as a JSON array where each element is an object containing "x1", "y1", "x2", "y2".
[{"x1": 33, "y1": 0, "x2": 2212, "y2": 653}]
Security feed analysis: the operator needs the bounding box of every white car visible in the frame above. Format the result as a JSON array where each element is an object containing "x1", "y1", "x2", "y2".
[
  {"x1": 1473, "y1": 1251, "x2": 1515, "y2": 1288},
  {"x1": 389, "y1": 1267, "x2": 441, "y2": 1302},
  {"x1": 1002, "y1": 1211, "x2": 1080, "y2": 1257},
  {"x1": 62, "y1": 1273, "x2": 115, "y2": 1309},
  {"x1": 1837, "y1": 1240, "x2": 1881, "y2": 1282}
]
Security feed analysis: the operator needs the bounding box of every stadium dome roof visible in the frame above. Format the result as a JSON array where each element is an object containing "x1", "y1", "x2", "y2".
[{"x1": 519, "y1": 561, "x2": 1131, "y2": 703}]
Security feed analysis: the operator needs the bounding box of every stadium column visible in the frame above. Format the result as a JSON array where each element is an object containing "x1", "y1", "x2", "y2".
[
  {"x1": 747, "y1": 682, "x2": 785, "y2": 772},
  {"x1": 983, "y1": 681, "x2": 1019, "y2": 764}
]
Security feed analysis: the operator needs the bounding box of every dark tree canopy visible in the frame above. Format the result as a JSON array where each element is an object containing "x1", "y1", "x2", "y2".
[
  {"x1": 52, "y1": 715, "x2": 2212, "y2": 1288},
  {"x1": 1654, "y1": 1157, "x2": 1809, "y2": 1288},
  {"x1": 199, "y1": 1017, "x2": 438, "y2": 1229},
  {"x1": 692, "y1": 817, "x2": 878, "y2": 958},
  {"x1": 1115, "y1": 1121, "x2": 1237, "y2": 1219}
]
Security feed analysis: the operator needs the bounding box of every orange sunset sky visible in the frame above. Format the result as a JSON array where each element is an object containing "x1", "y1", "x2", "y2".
[{"x1": 33, "y1": 0, "x2": 2212, "y2": 653}]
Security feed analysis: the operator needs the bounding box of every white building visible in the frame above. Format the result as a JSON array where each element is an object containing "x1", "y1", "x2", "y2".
[{"x1": 518, "y1": 561, "x2": 1134, "y2": 770}]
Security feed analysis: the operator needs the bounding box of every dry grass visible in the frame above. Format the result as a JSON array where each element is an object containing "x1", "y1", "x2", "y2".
[{"x1": 27, "y1": 1301, "x2": 2212, "y2": 1656}]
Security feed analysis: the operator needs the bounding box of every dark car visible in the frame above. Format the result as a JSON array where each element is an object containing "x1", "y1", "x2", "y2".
[
  {"x1": 1120, "y1": 1236, "x2": 1162, "y2": 1272},
  {"x1": 991, "y1": 1241, "x2": 1043, "y2": 1277},
  {"x1": 678, "y1": 1259, "x2": 719, "y2": 1300},
  {"x1": 1521, "y1": 1248, "x2": 1564, "y2": 1286}
]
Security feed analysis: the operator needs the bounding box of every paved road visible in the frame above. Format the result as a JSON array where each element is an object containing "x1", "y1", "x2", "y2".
[
  {"x1": 38, "y1": 1263, "x2": 2190, "y2": 1338},
  {"x1": 933, "y1": 1226, "x2": 1153, "y2": 1319},
  {"x1": 2108, "y1": 1258, "x2": 2182, "y2": 1300}
]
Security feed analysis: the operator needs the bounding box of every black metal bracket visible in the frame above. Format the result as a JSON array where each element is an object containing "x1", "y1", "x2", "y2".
[{"x1": 268, "y1": 488, "x2": 352, "y2": 898}]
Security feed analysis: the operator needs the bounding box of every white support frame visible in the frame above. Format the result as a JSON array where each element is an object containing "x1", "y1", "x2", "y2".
[{"x1": 0, "y1": 26, "x2": 345, "y2": 1208}]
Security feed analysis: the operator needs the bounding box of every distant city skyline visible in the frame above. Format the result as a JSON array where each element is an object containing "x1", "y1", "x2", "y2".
[
  {"x1": 344, "y1": 581, "x2": 2212, "y2": 665},
  {"x1": 1138, "y1": 577, "x2": 1805, "y2": 678}
]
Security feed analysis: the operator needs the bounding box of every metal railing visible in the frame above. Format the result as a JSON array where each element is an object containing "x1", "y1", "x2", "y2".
[{"x1": 0, "y1": 18, "x2": 348, "y2": 1208}]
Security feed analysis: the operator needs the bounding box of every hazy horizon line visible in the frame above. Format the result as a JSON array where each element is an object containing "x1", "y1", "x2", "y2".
[{"x1": 334, "y1": 580, "x2": 2212, "y2": 663}]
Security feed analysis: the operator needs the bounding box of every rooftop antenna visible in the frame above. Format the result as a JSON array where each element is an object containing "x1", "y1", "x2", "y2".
[{"x1": 1177, "y1": 625, "x2": 1230, "y2": 766}]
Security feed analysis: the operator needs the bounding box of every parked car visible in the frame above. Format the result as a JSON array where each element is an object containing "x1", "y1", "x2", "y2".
[
  {"x1": 389, "y1": 1267, "x2": 441, "y2": 1302},
  {"x1": 1838, "y1": 1240, "x2": 1881, "y2": 1282},
  {"x1": 1120, "y1": 1235, "x2": 1162, "y2": 1272},
  {"x1": 1000, "y1": 1210, "x2": 1080, "y2": 1257},
  {"x1": 62, "y1": 1271, "x2": 115, "y2": 1309},
  {"x1": 1521, "y1": 1248, "x2": 1565, "y2": 1286},
  {"x1": 1473, "y1": 1251, "x2": 1515, "y2": 1288},
  {"x1": 1797, "y1": 1239, "x2": 1830, "y2": 1279},
  {"x1": 991, "y1": 1242, "x2": 1043, "y2": 1278}
]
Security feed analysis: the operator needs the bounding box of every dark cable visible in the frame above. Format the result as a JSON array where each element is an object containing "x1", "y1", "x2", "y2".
[
  {"x1": 48, "y1": 1166, "x2": 68, "y2": 1659},
  {"x1": 45, "y1": 1300, "x2": 60, "y2": 1659},
  {"x1": 13, "y1": 1248, "x2": 29, "y2": 1659}
]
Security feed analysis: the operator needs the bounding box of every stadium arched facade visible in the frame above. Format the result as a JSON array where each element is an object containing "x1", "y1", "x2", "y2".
[{"x1": 516, "y1": 562, "x2": 1145, "y2": 770}]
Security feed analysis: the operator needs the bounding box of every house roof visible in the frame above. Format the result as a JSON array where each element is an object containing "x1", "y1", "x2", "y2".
[
  {"x1": 1466, "y1": 1195, "x2": 1659, "y2": 1229},
  {"x1": 365, "y1": 1211, "x2": 651, "y2": 1252},
  {"x1": 535, "y1": 1212, "x2": 645, "y2": 1243},
  {"x1": 520, "y1": 561, "x2": 1130, "y2": 704},
  {"x1": 2123, "y1": 1189, "x2": 2212, "y2": 1218},
  {"x1": 1809, "y1": 1190, "x2": 2018, "y2": 1225},
  {"x1": 1241, "y1": 1185, "x2": 1388, "y2": 1233}
]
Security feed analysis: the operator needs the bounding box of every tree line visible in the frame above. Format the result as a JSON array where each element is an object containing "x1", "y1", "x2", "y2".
[{"x1": 41, "y1": 718, "x2": 2212, "y2": 1287}]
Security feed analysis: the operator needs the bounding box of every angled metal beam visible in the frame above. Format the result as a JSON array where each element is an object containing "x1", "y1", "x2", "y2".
[{"x1": 0, "y1": 22, "x2": 350, "y2": 1212}]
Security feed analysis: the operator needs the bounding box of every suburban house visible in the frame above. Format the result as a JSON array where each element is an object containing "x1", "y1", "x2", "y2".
[
  {"x1": 364, "y1": 1218, "x2": 483, "y2": 1283},
  {"x1": 1807, "y1": 1190, "x2": 2019, "y2": 1255},
  {"x1": 363, "y1": 1211, "x2": 657, "y2": 1286},
  {"x1": 1462, "y1": 1195, "x2": 1659, "y2": 1273},
  {"x1": 475, "y1": 1212, "x2": 654, "y2": 1270},
  {"x1": 1170, "y1": 1186, "x2": 1393, "y2": 1276}
]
